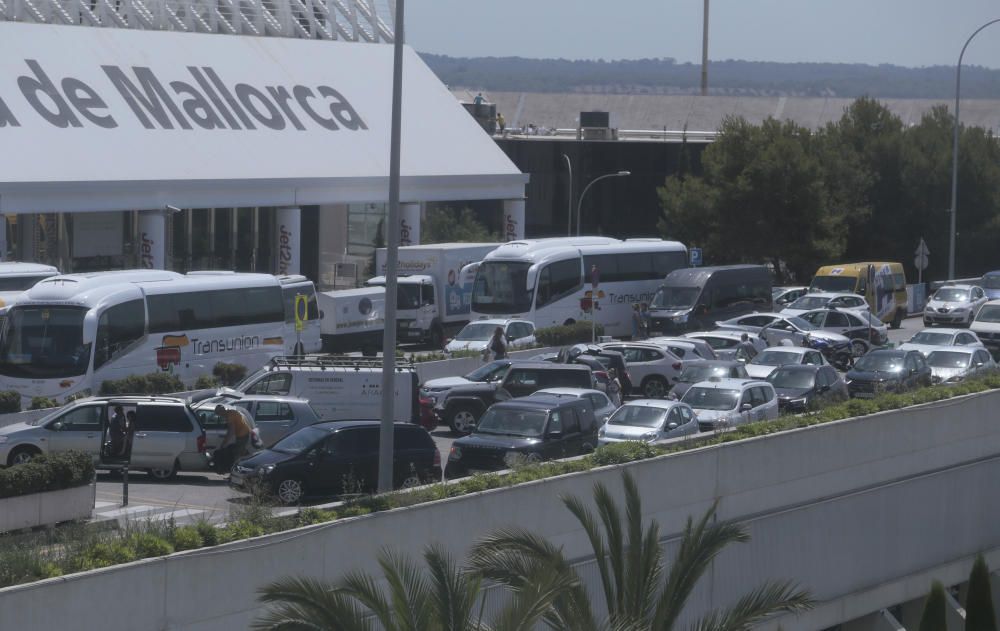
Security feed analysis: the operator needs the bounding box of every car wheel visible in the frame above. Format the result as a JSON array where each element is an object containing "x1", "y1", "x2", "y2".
[
  {"x1": 7, "y1": 446, "x2": 40, "y2": 467},
  {"x1": 642, "y1": 376, "x2": 669, "y2": 398},
  {"x1": 147, "y1": 460, "x2": 179, "y2": 480},
  {"x1": 891, "y1": 310, "x2": 903, "y2": 330},
  {"x1": 399, "y1": 474, "x2": 423, "y2": 489},
  {"x1": 448, "y1": 404, "x2": 479, "y2": 435},
  {"x1": 923, "y1": 318, "x2": 931, "y2": 327},
  {"x1": 275, "y1": 478, "x2": 305, "y2": 505},
  {"x1": 850, "y1": 339, "x2": 868, "y2": 357}
]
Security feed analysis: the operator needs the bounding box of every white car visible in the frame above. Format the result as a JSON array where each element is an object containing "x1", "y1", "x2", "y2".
[
  {"x1": 684, "y1": 331, "x2": 768, "y2": 361},
  {"x1": 528, "y1": 388, "x2": 618, "y2": 424},
  {"x1": 797, "y1": 309, "x2": 889, "y2": 357},
  {"x1": 926, "y1": 348, "x2": 997, "y2": 384},
  {"x1": 597, "y1": 400, "x2": 699, "y2": 445},
  {"x1": 419, "y1": 359, "x2": 512, "y2": 404},
  {"x1": 971, "y1": 300, "x2": 1000, "y2": 356},
  {"x1": 744, "y1": 346, "x2": 828, "y2": 380},
  {"x1": 598, "y1": 341, "x2": 684, "y2": 398},
  {"x1": 716, "y1": 312, "x2": 851, "y2": 349},
  {"x1": 680, "y1": 378, "x2": 779, "y2": 432},
  {"x1": 445, "y1": 319, "x2": 536, "y2": 354},
  {"x1": 773, "y1": 286, "x2": 809, "y2": 309},
  {"x1": 923, "y1": 284, "x2": 988, "y2": 327},
  {"x1": 780, "y1": 292, "x2": 870, "y2": 318},
  {"x1": 644, "y1": 336, "x2": 718, "y2": 360},
  {"x1": 898, "y1": 328, "x2": 986, "y2": 357}
]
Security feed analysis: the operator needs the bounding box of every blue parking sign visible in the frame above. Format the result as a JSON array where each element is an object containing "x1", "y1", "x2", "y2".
[{"x1": 689, "y1": 248, "x2": 703, "y2": 267}]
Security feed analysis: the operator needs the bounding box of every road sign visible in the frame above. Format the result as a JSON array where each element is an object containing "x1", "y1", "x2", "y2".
[
  {"x1": 914, "y1": 254, "x2": 928, "y2": 271},
  {"x1": 689, "y1": 247, "x2": 703, "y2": 267},
  {"x1": 294, "y1": 294, "x2": 308, "y2": 333},
  {"x1": 914, "y1": 238, "x2": 929, "y2": 284},
  {"x1": 915, "y1": 238, "x2": 930, "y2": 257}
]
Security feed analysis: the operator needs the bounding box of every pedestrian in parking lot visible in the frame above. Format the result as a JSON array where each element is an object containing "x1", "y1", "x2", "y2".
[
  {"x1": 215, "y1": 404, "x2": 252, "y2": 473},
  {"x1": 497, "y1": 112, "x2": 506, "y2": 134},
  {"x1": 107, "y1": 405, "x2": 126, "y2": 457},
  {"x1": 490, "y1": 326, "x2": 507, "y2": 360},
  {"x1": 607, "y1": 368, "x2": 623, "y2": 407},
  {"x1": 631, "y1": 304, "x2": 642, "y2": 339},
  {"x1": 736, "y1": 333, "x2": 759, "y2": 361},
  {"x1": 639, "y1": 302, "x2": 650, "y2": 339}
]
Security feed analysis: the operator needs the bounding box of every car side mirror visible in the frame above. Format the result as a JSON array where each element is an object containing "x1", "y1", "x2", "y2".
[
  {"x1": 548, "y1": 429, "x2": 563, "y2": 439},
  {"x1": 976, "y1": 361, "x2": 985, "y2": 367},
  {"x1": 819, "y1": 385, "x2": 830, "y2": 393},
  {"x1": 740, "y1": 403, "x2": 752, "y2": 412},
  {"x1": 50, "y1": 421, "x2": 64, "y2": 431},
  {"x1": 666, "y1": 422, "x2": 679, "y2": 430}
]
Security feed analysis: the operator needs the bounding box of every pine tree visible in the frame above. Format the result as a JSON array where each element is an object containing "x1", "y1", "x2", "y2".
[
  {"x1": 966, "y1": 555, "x2": 998, "y2": 631},
  {"x1": 919, "y1": 581, "x2": 948, "y2": 631}
]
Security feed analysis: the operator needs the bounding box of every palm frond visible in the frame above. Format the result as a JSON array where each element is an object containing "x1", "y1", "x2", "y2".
[
  {"x1": 491, "y1": 564, "x2": 583, "y2": 631},
  {"x1": 562, "y1": 492, "x2": 615, "y2": 613},
  {"x1": 338, "y1": 568, "x2": 394, "y2": 628},
  {"x1": 378, "y1": 548, "x2": 433, "y2": 631},
  {"x1": 593, "y1": 481, "x2": 626, "y2": 616},
  {"x1": 691, "y1": 579, "x2": 813, "y2": 631},
  {"x1": 622, "y1": 472, "x2": 661, "y2": 623},
  {"x1": 424, "y1": 544, "x2": 484, "y2": 631},
  {"x1": 253, "y1": 576, "x2": 373, "y2": 631}
]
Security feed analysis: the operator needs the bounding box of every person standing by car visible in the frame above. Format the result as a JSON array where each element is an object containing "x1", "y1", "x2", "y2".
[
  {"x1": 631, "y1": 304, "x2": 642, "y2": 340},
  {"x1": 215, "y1": 403, "x2": 252, "y2": 472},
  {"x1": 489, "y1": 326, "x2": 507, "y2": 360},
  {"x1": 107, "y1": 405, "x2": 126, "y2": 457},
  {"x1": 607, "y1": 368, "x2": 623, "y2": 407},
  {"x1": 735, "y1": 333, "x2": 759, "y2": 361}
]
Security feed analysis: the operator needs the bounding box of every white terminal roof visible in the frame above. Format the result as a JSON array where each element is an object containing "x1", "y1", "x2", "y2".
[{"x1": 0, "y1": 22, "x2": 527, "y2": 213}]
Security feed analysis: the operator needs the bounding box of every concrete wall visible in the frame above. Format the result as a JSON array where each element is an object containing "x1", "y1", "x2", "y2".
[
  {"x1": 0, "y1": 483, "x2": 96, "y2": 533},
  {"x1": 3, "y1": 390, "x2": 1000, "y2": 630}
]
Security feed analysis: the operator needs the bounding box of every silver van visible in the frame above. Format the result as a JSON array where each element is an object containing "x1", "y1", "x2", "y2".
[{"x1": 648, "y1": 265, "x2": 772, "y2": 335}]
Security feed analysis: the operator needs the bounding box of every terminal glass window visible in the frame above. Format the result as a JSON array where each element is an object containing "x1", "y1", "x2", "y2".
[{"x1": 347, "y1": 204, "x2": 387, "y2": 257}]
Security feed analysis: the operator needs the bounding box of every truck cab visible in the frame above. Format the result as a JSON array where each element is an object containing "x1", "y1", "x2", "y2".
[{"x1": 367, "y1": 275, "x2": 443, "y2": 346}]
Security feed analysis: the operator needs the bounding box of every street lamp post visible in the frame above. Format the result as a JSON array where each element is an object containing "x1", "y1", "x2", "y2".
[
  {"x1": 561, "y1": 154, "x2": 573, "y2": 236},
  {"x1": 949, "y1": 18, "x2": 1000, "y2": 281},
  {"x1": 576, "y1": 170, "x2": 630, "y2": 236}
]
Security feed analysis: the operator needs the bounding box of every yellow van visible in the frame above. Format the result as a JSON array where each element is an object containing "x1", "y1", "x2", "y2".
[{"x1": 810, "y1": 262, "x2": 908, "y2": 328}]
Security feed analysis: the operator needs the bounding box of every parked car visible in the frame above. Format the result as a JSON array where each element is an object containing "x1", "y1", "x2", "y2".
[
  {"x1": 527, "y1": 388, "x2": 619, "y2": 424},
  {"x1": 230, "y1": 421, "x2": 441, "y2": 504},
  {"x1": 598, "y1": 341, "x2": 684, "y2": 398},
  {"x1": 898, "y1": 328, "x2": 985, "y2": 357},
  {"x1": 797, "y1": 308, "x2": 888, "y2": 356},
  {"x1": 559, "y1": 345, "x2": 632, "y2": 394},
  {"x1": 780, "y1": 292, "x2": 871, "y2": 317},
  {"x1": 923, "y1": 284, "x2": 988, "y2": 327},
  {"x1": 680, "y1": 378, "x2": 779, "y2": 432},
  {"x1": 644, "y1": 337, "x2": 718, "y2": 360},
  {"x1": 668, "y1": 360, "x2": 750, "y2": 399},
  {"x1": 444, "y1": 395, "x2": 599, "y2": 478},
  {"x1": 193, "y1": 394, "x2": 318, "y2": 448},
  {"x1": 926, "y1": 348, "x2": 997, "y2": 384},
  {"x1": 772, "y1": 286, "x2": 809, "y2": 309},
  {"x1": 420, "y1": 360, "x2": 513, "y2": 400},
  {"x1": 845, "y1": 350, "x2": 932, "y2": 398},
  {"x1": 0, "y1": 396, "x2": 208, "y2": 479},
  {"x1": 981, "y1": 271, "x2": 1000, "y2": 301},
  {"x1": 648, "y1": 265, "x2": 771, "y2": 334},
  {"x1": 765, "y1": 365, "x2": 848, "y2": 412},
  {"x1": 444, "y1": 318, "x2": 536, "y2": 354},
  {"x1": 744, "y1": 346, "x2": 828, "y2": 380},
  {"x1": 683, "y1": 330, "x2": 767, "y2": 361},
  {"x1": 715, "y1": 313, "x2": 851, "y2": 350},
  {"x1": 435, "y1": 362, "x2": 594, "y2": 434},
  {"x1": 971, "y1": 300, "x2": 1000, "y2": 357},
  {"x1": 597, "y1": 400, "x2": 699, "y2": 445}
]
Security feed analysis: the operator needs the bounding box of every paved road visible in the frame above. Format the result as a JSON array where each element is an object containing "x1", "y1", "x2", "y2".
[{"x1": 93, "y1": 317, "x2": 924, "y2": 525}]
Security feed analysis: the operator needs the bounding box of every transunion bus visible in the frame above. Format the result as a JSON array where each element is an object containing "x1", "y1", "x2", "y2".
[
  {"x1": 0, "y1": 270, "x2": 320, "y2": 404},
  {"x1": 470, "y1": 238, "x2": 688, "y2": 337}
]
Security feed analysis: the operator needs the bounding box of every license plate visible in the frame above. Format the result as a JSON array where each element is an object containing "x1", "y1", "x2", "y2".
[{"x1": 854, "y1": 392, "x2": 874, "y2": 399}]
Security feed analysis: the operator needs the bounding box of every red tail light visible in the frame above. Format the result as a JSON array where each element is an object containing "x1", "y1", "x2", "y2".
[
  {"x1": 197, "y1": 434, "x2": 206, "y2": 453},
  {"x1": 595, "y1": 370, "x2": 608, "y2": 381},
  {"x1": 433, "y1": 449, "x2": 441, "y2": 467},
  {"x1": 672, "y1": 362, "x2": 682, "y2": 371}
]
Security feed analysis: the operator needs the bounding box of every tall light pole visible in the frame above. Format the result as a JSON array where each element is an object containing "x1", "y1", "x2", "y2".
[
  {"x1": 561, "y1": 154, "x2": 573, "y2": 235},
  {"x1": 576, "y1": 171, "x2": 630, "y2": 236},
  {"x1": 949, "y1": 18, "x2": 1000, "y2": 281},
  {"x1": 378, "y1": 0, "x2": 405, "y2": 493},
  {"x1": 700, "y1": 0, "x2": 710, "y2": 96}
]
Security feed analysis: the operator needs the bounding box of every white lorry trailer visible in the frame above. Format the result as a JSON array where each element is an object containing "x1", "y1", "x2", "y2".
[
  {"x1": 370, "y1": 243, "x2": 499, "y2": 347},
  {"x1": 317, "y1": 286, "x2": 386, "y2": 355}
]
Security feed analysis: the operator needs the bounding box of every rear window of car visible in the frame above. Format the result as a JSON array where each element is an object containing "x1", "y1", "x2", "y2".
[
  {"x1": 541, "y1": 369, "x2": 592, "y2": 389},
  {"x1": 395, "y1": 426, "x2": 433, "y2": 450},
  {"x1": 137, "y1": 405, "x2": 194, "y2": 432}
]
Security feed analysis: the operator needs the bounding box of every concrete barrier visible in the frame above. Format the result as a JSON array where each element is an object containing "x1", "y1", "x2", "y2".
[
  {"x1": 0, "y1": 483, "x2": 96, "y2": 533},
  {"x1": 3, "y1": 389, "x2": 1000, "y2": 630}
]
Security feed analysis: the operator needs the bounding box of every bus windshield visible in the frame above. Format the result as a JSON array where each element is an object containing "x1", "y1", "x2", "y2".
[
  {"x1": 810, "y1": 276, "x2": 857, "y2": 293},
  {"x1": 651, "y1": 286, "x2": 701, "y2": 310},
  {"x1": 0, "y1": 305, "x2": 91, "y2": 378},
  {"x1": 471, "y1": 261, "x2": 533, "y2": 314}
]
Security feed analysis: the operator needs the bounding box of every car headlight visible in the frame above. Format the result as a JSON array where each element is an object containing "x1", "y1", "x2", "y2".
[
  {"x1": 449, "y1": 446, "x2": 462, "y2": 461},
  {"x1": 673, "y1": 314, "x2": 688, "y2": 323},
  {"x1": 424, "y1": 394, "x2": 438, "y2": 405},
  {"x1": 947, "y1": 375, "x2": 964, "y2": 383},
  {"x1": 641, "y1": 431, "x2": 658, "y2": 442},
  {"x1": 258, "y1": 464, "x2": 275, "y2": 476},
  {"x1": 0, "y1": 436, "x2": 8, "y2": 444},
  {"x1": 598, "y1": 427, "x2": 606, "y2": 437},
  {"x1": 789, "y1": 397, "x2": 808, "y2": 407}
]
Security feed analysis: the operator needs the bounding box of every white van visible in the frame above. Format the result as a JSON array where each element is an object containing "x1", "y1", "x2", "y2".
[{"x1": 223, "y1": 356, "x2": 418, "y2": 423}]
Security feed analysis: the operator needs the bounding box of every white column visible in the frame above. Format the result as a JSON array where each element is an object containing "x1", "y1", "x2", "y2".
[
  {"x1": 503, "y1": 198, "x2": 526, "y2": 241},
  {"x1": 137, "y1": 210, "x2": 167, "y2": 269},
  {"x1": 399, "y1": 202, "x2": 421, "y2": 247},
  {"x1": 275, "y1": 206, "x2": 301, "y2": 276}
]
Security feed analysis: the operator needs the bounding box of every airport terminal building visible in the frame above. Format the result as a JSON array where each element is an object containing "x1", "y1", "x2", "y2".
[{"x1": 0, "y1": 1, "x2": 528, "y2": 287}]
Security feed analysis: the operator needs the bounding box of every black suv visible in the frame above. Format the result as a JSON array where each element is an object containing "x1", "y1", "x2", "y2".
[
  {"x1": 845, "y1": 349, "x2": 932, "y2": 399},
  {"x1": 230, "y1": 421, "x2": 441, "y2": 504},
  {"x1": 444, "y1": 395, "x2": 599, "y2": 479},
  {"x1": 435, "y1": 362, "x2": 594, "y2": 435}
]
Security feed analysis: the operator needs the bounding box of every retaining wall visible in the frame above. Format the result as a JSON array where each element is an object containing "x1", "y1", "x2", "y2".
[{"x1": 0, "y1": 483, "x2": 96, "y2": 533}]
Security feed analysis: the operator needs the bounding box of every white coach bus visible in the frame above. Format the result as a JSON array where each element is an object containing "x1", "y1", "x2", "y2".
[
  {"x1": 0, "y1": 270, "x2": 320, "y2": 404},
  {"x1": 470, "y1": 237, "x2": 688, "y2": 337}
]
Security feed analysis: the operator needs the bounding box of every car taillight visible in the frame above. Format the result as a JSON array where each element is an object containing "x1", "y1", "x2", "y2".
[
  {"x1": 595, "y1": 370, "x2": 608, "y2": 381},
  {"x1": 419, "y1": 397, "x2": 433, "y2": 408},
  {"x1": 672, "y1": 362, "x2": 682, "y2": 371},
  {"x1": 197, "y1": 434, "x2": 206, "y2": 453},
  {"x1": 433, "y1": 449, "x2": 441, "y2": 467}
]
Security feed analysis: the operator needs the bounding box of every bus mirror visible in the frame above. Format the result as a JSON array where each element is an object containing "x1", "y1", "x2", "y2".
[
  {"x1": 81, "y1": 312, "x2": 98, "y2": 345},
  {"x1": 525, "y1": 265, "x2": 539, "y2": 291}
]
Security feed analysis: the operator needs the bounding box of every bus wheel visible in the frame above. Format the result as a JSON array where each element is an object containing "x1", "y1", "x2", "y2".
[{"x1": 891, "y1": 310, "x2": 903, "y2": 330}]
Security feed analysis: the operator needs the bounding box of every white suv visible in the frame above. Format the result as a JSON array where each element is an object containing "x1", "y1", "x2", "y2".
[
  {"x1": 599, "y1": 341, "x2": 684, "y2": 398},
  {"x1": 680, "y1": 378, "x2": 779, "y2": 432}
]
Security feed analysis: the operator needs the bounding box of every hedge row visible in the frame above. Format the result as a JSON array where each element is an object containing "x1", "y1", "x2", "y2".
[
  {"x1": 0, "y1": 452, "x2": 95, "y2": 500},
  {"x1": 99, "y1": 372, "x2": 185, "y2": 396},
  {"x1": 535, "y1": 321, "x2": 605, "y2": 346}
]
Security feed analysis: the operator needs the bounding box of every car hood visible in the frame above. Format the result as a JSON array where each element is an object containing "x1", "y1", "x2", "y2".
[
  {"x1": 846, "y1": 369, "x2": 901, "y2": 382},
  {"x1": 601, "y1": 424, "x2": 658, "y2": 440},
  {"x1": 745, "y1": 363, "x2": 779, "y2": 379},
  {"x1": 972, "y1": 322, "x2": 1000, "y2": 333},
  {"x1": 926, "y1": 300, "x2": 972, "y2": 311},
  {"x1": 421, "y1": 376, "x2": 473, "y2": 391},
  {"x1": 780, "y1": 308, "x2": 808, "y2": 317},
  {"x1": 897, "y1": 343, "x2": 943, "y2": 356},
  {"x1": 234, "y1": 448, "x2": 297, "y2": 469},
  {"x1": 457, "y1": 433, "x2": 542, "y2": 450},
  {"x1": 692, "y1": 408, "x2": 734, "y2": 423},
  {"x1": 0, "y1": 421, "x2": 35, "y2": 436},
  {"x1": 810, "y1": 330, "x2": 851, "y2": 345},
  {"x1": 445, "y1": 340, "x2": 489, "y2": 353},
  {"x1": 773, "y1": 386, "x2": 811, "y2": 399},
  {"x1": 930, "y1": 366, "x2": 967, "y2": 381},
  {"x1": 651, "y1": 309, "x2": 692, "y2": 318}
]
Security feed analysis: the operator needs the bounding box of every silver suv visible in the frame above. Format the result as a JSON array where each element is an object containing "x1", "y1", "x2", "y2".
[
  {"x1": 193, "y1": 394, "x2": 320, "y2": 448},
  {"x1": 0, "y1": 396, "x2": 208, "y2": 479}
]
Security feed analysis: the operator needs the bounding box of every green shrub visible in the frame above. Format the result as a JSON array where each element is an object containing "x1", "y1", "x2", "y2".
[
  {"x1": 29, "y1": 397, "x2": 59, "y2": 411},
  {"x1": 99, "y1": 373, "x2": 184, "y2": 396},
  {"x1": 220, "y1": 519, "x2": 266, "y2": 543},
  {"x1": 71, "y1": 542, "x2": 137, "y2": 571},
  {"x1": 590, "y1": 441, "x2": 664, "y2": 466},
  {"x1": 966, "y1": 554, "x2": 997, "y2": 631},
  {"x1": 0, "y1": 452, "x2": 94, "y2": 499},
  {"x1": 919, "y1": 581, "x2": 947, "y2": 631},
  {"x1": 170, "y1": 526, "x2": 204, "y2": 551},
  {"x1": 212, "y1": 362, "x2": 247, "y2": 387},
  {"x1": 193, "y1": 375, "x2": 219, "y2": 390},
  {"x1": 195, "y1": 520, "x2": 220, "y2": 547},
  {"x1": 64, "y1": 390, "x2": 93, "y2": 404},
  {"x1": 534, "y1": 321, "x2": 604, "y2": 346},
  {"x1": 144, "y1": 372, "x2": 185, "y2": 394},
  {"x1": 130, "y1": 533, "x2": 174, "y2": 558},
  {"x1": 0, "y1": 390, "x2": 20, "y2": 414}
]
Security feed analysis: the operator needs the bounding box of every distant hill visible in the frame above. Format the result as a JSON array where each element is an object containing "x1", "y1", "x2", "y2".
[{"x1": 419, "y1": 54, "x2": 1000, "y2": 99}]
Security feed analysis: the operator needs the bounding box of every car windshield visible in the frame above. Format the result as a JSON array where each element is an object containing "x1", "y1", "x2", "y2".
[
  {"x1": 270, "y1": 426, "x2": 328, "y2": 454},
  {"x1": 456, "y1": 323, "x2": 498, "y2": 341},
  {"x1": 983, "y1": 275, "x2": 1000, "y2": 290},
  {"x1": 752, "y1": 350, "x2": 801, "y2": 366},
  {"x1": 934, "y1": 288, "x2": 970, "y2": 302},
  {"x1": 926, "y1": 351, "x2": 972, "y2": 368},
  {"x1": 465, "y1": 361, "x2": 508, "y2": 382},
  {"x1": 767, "y1": 368, "x2": 815, "y2": 389},
  {"x1": 608, "y1": 405, "x2": 668, "y2": 428},
  {"x1": 397, "y1": 284, "x2": 422, "y2": 310},
  {"x1": 810, "y1": 276, "x2": 857, "y2": 293},
  {"x1": 681, "y1": 387, "x2": 739, "y2": 411},
  {"x1": 472, "y1": 261, "x2": 533, "y2": 314},
  {"x1": 854, "y1": 354, "x2": 904, "y2": 372},
  {"x1": 475, "y1": 408, "x2": 548, "y2": 438},
  {"x1": 977, "y1": 305, "x2": 1000, "y2": 323},
  {"x1": 651, "y1": 286, "x2": 701, "y2": 310},
  {"x1": 0, "y1": 305, "x2": 91, "y2": 378},
  {"x1": 909, "y1": 331, "x2": 953, "y2": 346},
  {"x1": 677, "y1": 365, "x2": 730, "y2": 383},
  {"x1": 788, "y1": 295, "x2": 833, "y2": 310}
]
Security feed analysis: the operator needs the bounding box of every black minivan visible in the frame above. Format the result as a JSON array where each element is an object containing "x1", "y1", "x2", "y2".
[
  {"x1": 230, "y1": 421, "x2": 441, "y2": 504},
  {"x1": 444, "y1": 395, "x2": 599, "y2": 479},
  {"x1": 648, "y1": 265, "x2": 772, "y2": 335}
]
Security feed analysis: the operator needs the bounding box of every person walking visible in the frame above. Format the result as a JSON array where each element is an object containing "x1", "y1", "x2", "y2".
[
  {"x1": 639, "y1": 303, "x2": 650, "y2": 339},
  {"x1": 489, "y1": 326, "x2": 507, "y2": 360},
  {"x1": 215, "y1": 403, "x2": 252, "y2": 473},
  {"x1": 496, "y1": 112, "x2": 506, "y2": 134},
  {"x1": 631, "y1": 304, "x2": 642, "y2": 340},
  {"x1": 107, "y1": 405, "x2": 126, "y2": 457},
  {"x1": 607, "y1": 368, "x2": 623, "y2": 407},
  {"x1": 735, "y1": 333, "x2": 759, "y2": 361}
]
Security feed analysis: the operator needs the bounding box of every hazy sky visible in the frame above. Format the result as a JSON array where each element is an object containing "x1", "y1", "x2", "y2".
[{"x1": 406, "y1": 1, "x2": 1000, "y2": 69}]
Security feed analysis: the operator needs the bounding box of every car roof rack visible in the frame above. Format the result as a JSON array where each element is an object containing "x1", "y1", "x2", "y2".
[{"x1": 267, "y1": 355, "x2": 415, "y2": 372}]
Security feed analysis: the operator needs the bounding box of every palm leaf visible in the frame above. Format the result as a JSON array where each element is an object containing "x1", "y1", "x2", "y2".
[
  {"x1": 253, "y1": 576, "x2": 373, "y2": 631},
  {"x1": 592, "y1": 481, "x2": 626, "y2": 617},
  {"x1": 691, "y1": 579, "x2": 813, "y2": 631},
  {"x1": 377, "y1": 548, "x2": 433, "y2": 631},
  {"x1": 562, "y1": 492, "x2": 615, "y2": 615},
  {"x1": 338, "y1": 569, "x2": 394, "y2": 628},
  {"x1": 424, "y1": 544, "x2": 485, "y2": 631}
]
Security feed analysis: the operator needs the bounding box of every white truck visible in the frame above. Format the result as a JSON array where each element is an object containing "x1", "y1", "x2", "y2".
[
  {"x1": 370, "y1": 243, "x2": 500, "y2": 347},
  {"x1": 317, "y1": 286, "x2": 386, "y2": 355}
]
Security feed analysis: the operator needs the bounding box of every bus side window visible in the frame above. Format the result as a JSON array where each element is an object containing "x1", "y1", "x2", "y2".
[{"x1": 94, "y1": 299, "x2": 146, "y2": 370}]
